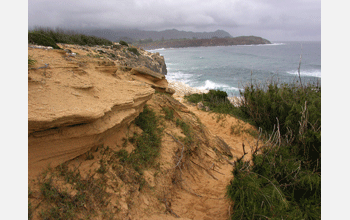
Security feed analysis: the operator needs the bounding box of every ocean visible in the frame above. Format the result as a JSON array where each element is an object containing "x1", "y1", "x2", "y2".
[{"x1": 148, "y1": 41, "x2": 321, "y2": 97}]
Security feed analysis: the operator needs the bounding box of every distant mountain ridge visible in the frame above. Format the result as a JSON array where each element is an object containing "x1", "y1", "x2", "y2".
[
  {"x1": 78, "y1": 28, "x2": 233, "y2": 42},
  {"x1": 137, "y1": 36, "x2": 272, "y2": 50}
]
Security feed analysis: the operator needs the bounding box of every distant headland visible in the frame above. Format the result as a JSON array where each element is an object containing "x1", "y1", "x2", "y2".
[{"x1": 135, "y1": 36, "x2": 272, "y2": 50}]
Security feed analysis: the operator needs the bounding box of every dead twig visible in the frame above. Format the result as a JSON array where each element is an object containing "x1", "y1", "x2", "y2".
[
  {"x1": 190, "y1": 159, "x2": 218, "y2": 180},
  {"x1": 166, "y1": 132, "x2": 185, "y2": 169}
]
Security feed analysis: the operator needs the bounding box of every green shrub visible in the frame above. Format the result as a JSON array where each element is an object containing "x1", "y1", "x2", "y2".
[
  {"x1": 184, "y1": 90, "x2": 247, "y2": 120},
  {"x1": 28, "y1": 32, "x2": 61, "y2": 49},
  {"x1": 119, "y1": 40, "x2": 129, "y2": 46},
  {"x1": 117, "y1": 106, "x2": 162, "y2": 173},
  {"x1": 227, "y1": 80, "x2": 321, "y2": 219},
  {"x1": 28, "y1": 56, "x2": 36, "y2": 67},
  {"x1": 162, "y1": 106, "x2": 174, "y2": 120},
  {"x1": 127, "y1": 47, "x2": 140, "y2": 55},
  {"x1": 28, "y1": 27, "x2": 113, "y2": 47}
]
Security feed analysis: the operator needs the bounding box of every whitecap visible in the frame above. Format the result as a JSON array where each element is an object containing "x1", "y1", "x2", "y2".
[
  {"x1": 195, "y1": 80, "x2": 240, "y2": 92},
  {"x1": 286, "y1": 69, "x2": 321, "y2": 78}
]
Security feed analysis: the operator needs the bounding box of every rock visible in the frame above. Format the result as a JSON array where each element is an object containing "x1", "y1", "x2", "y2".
[
  {"x1": 28, "y1": 48, "x2": 155, "y2": 177},
  {"x1": 130, "y1": 66, "x2": 174, "y2": 95},
  {"x1": 197, "y1": 101, "x2": 205, "y2": 110}
]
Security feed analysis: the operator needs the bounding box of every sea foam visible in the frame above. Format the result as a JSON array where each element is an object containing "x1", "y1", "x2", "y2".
[
  {"x1": 196, "y1": 80, "x2": 240, "y2": 92},
  {"x1": 286, "y1": 69, "x2": 321, "y2": 78}
]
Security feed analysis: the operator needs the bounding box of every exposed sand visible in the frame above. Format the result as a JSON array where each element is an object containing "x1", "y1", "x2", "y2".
[{"x1": 162, "y1": 81, "x2": 259, "y2": 220}]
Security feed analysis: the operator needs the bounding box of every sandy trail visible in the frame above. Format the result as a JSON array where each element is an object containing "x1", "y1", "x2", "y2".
[{"x1": 166, "y1": 95, "x2": 258, "y2": 220}]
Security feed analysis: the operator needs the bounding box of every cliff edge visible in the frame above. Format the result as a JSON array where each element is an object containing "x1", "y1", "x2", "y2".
[{"x1": 28, "y1": 44, "x2": 170, "y2": 177}]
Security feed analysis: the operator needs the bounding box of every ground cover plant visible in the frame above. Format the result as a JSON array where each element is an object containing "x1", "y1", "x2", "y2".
[
  {"x1": 28, "y1": 27, "x2": 113, "y2": 48},
  {"x1": 184, "y1": 89, "x2": 248, "y2": 120},
  {"x1": 186, "y1": 79, "x2": 321, "y2": 219},
  {"x1": 116, "y1": 105, "x2": 163, "y2": 173}
]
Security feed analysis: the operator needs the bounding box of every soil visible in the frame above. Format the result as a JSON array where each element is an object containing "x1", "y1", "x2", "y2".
[{"x1": 28, "y1": 45, "x2": 261, "y2": 220}]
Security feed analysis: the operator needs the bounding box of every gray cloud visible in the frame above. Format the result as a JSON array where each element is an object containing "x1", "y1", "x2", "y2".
[{"x1": 28, "y1": 0, "x2": 321, "y2": 41}]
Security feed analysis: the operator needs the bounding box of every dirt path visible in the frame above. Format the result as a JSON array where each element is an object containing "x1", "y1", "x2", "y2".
[{"x1": 165, "y1": 97, "x2": 259, "y2": 220}]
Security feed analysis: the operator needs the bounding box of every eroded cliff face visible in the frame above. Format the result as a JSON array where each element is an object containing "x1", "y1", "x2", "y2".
[{"x1": 28, "y1": 45, "x2": 170, "y2": 177}]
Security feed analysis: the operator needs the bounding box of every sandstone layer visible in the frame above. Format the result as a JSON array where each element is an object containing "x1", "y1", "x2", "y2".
[{"x1": 28, "y1": 45, "x2": 172, "y2": 177}]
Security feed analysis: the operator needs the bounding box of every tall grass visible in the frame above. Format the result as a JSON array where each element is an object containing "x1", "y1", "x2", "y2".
[
  {"x1": 186, "y1": 79, "x2": 321, "y2": 219},
  {"x1": 226, "y1": 80, "x2": 321, "y2": 219}
]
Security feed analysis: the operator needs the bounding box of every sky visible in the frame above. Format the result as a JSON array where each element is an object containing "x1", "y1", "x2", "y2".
[{"x1": 28, "y1": 0, "x2": 321, "y2": 41}]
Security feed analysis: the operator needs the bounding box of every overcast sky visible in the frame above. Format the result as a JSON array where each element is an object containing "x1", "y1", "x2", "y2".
[{"x1": 28, "y1": 0, "x2": 321, "y2": 41}]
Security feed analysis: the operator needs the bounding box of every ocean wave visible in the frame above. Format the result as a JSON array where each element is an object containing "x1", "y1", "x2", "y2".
[
  {"x1": 165, "y1": 71, "x2": 194, "y2": 84},
  {"x1": 286, "y1": 69, "x2": 321, "y2": 78},
  {"x1": 195, "y1": 80, "x2": 240, "y2": 92}
]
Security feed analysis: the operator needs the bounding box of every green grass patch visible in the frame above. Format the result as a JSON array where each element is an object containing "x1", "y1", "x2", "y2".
[
  {"x1": 37, "y1": 163, "x2": 110, "y2": 219},
  {"x1": 162, "y1": 106, "x2": 174, "y2": 121},
  {"x1": 227, "y1": 80, "x2": 321, "y2": 219},
  {"x1": 115, "y1": 105, "x2": 162, "y2": 173},
  {"x1": 28, "y1": 56, "x2": 36, "y2": 68},
  {"x1": 176, "y1": 118, "x2": 194, "y2": 146}
]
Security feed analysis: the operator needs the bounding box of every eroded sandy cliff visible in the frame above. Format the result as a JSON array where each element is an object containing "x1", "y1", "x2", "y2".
[{"x1": 28, "y1": 45, "x2": 170, "y2": 177}]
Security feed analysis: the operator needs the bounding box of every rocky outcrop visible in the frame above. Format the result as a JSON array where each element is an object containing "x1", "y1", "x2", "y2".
[
  {"x1": 58, "y1": 43, "x2": 167, "y2": 75},
  {"x1": 28, "y1": 46, "x2": 158, "y2": 176},
  {"x1": 130, "y1": 66, "x2": 175, "y2": 95}
]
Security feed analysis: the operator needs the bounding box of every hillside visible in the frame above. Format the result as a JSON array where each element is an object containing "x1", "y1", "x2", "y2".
[
  {"x1": 28, "y1": 43, "x2": 259, "y2": 219},
  {"x1": 78, "y1": 28, "x2": 233, "y2": 43},
  {"x1": 136, "y1": 36, "x2": 272, "y2": 49}
]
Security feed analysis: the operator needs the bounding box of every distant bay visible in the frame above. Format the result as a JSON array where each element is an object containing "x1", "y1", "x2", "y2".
[{"x1": 149, "y1": 41, "x2": 321, "y2": 97}]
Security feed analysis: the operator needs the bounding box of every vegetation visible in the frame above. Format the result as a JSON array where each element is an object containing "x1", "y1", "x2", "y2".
[
  {"x1": 185, "y1": 80, "x2": 321, "y2": 219},
  {"x1": 28, "y1": 27, "x2": 113, "y2": 48},
  {"x1": 184, "y1": 89, "x2": 246, "y2": 120},
  {"x1": 119, "y1": 40, "x2": 129, "y2": 46},
  {"x1": 35, "y1": 163, "x2": 111, "y2": 220},
  {"x1": 28, "y1": 56, "x2": 36, "y2": 68},
  {"x1": 116, "y1": 105, "x2": 163, "y2": 173},
  {"x1": 127, "y1": 47, "x2": 140, "y2": 56},
  {"x1": 227, "y1": 81, "x2": 321, "y2": 219},
  {"x1": 162, "y1": 106, "x2": 174, "y2": 121}
]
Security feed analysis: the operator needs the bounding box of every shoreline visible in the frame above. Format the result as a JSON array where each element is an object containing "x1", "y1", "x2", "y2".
[{"x1": 167, "y1": 80, "x2": 243, "y2": 107}]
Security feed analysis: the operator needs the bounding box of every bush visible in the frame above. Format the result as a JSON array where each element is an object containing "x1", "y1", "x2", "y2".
[
  {"x1": 28, "y1": 32, "x2": 61, "y2": 49},
  {"x1": 28, "y1": 27, "x2": 113, "y2": 47},
  {"x1": 127, "y1": 47, "x2": 140, "y2": 55},
  {"x1": 116, "y1": 105, "x2": 162, "y2": 173},
  {"x1": 119, "y1": 40, "x2": 129, "y2": 46},
  {"x1": 184, "y1": 90, "x2": 246, "y2": 120}
]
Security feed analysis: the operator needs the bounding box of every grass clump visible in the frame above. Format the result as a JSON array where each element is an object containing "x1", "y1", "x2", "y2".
[
  {"x1": 28, "y1": 56, "x2": 36, "y2": 68},
  {"x1": 115, "y1": 105, "x2": 162, "y2": 173},
  {"x1": 162, "y1": 106, "x2": 174, "y2": 121},
  {"x1": 36, "y1": 163, "x2": 110, "y2": 219},
  {"x1": 227, "y1": 80, "x2": 321, "y2": 219},
  {"x1": 176, "y1": 118, "x2": 194, "y2": 146}
]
